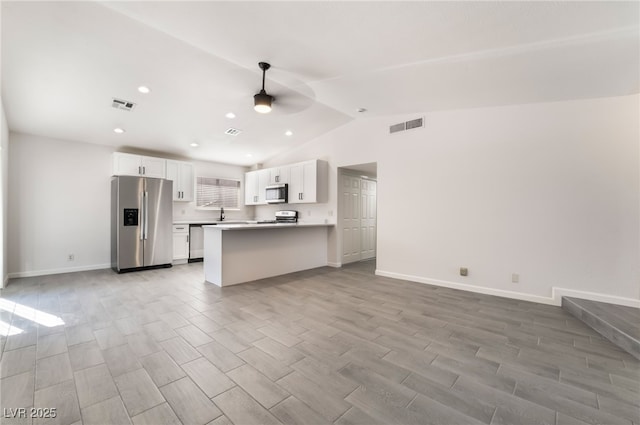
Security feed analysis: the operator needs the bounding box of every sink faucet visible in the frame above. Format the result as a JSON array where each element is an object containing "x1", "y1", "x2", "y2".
[{"x1": 219, "y1": 207, "x2": 225, "y2": 221}]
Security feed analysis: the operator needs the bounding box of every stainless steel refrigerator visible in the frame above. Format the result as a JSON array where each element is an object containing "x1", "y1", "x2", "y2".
[{"x1": 111, "y1": 176, "x2": 173, "y2": 272}]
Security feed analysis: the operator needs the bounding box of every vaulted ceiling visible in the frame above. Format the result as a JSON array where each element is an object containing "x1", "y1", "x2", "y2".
[{"x1": 2, "y1": 1, "x2": 638, "y2": 165}]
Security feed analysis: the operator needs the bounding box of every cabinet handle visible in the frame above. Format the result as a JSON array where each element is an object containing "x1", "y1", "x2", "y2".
[
  {"x1": 299, "y1": 193, "x2": 303, "y2": 200},
  {"x1": 143, "y1": 166, "x2": 146, "y2": 174},
  {"x1": 138, "y1": 166, "x2": 141, "y2": 175},
  {"x1": 276, "y1": 176, "x2": 279, "y2": 183}
]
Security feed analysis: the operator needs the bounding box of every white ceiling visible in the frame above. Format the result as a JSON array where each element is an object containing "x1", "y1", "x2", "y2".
[{"x1": 2, "y1": 1, "x2": 638, "y2": 166}]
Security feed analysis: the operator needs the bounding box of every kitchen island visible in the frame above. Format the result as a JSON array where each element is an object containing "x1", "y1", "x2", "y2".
[{"x1": 203, "y1": 223, "x2": 333, "y2": 286}]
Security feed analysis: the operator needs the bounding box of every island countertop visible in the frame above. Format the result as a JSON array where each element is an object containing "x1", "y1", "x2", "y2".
[
  {"x1": 203, "y1": 223, "x2": 331, "y2": 286},
  {"x1": 173, "y1": 220, "x2": 248, "y2": 225},
  {"x1": 203, "y1": 222, "x2": 334, "y2": 230}
]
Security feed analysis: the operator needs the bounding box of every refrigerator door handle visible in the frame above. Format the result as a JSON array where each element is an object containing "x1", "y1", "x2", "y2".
[
  {"x1": 143, "y1": 191, "x2": 149, "y2": 240},
  {"x1": 139, "y1": 191, "x2": 145, "y2": 241}
]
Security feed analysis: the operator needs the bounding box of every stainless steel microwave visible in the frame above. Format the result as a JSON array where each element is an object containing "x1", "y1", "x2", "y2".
[{"x1": 265, "y1": 183, "x2": 288, "y2": 204}]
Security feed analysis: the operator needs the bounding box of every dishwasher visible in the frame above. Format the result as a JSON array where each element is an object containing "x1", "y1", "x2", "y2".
[{"x1": 188, "y1": 224, "x2": 205, "y2": 262}]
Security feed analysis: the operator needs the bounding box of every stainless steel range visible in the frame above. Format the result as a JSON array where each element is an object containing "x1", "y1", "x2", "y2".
[{"x1": 257, "y1": 210, "x2": 298, "y2": 224}]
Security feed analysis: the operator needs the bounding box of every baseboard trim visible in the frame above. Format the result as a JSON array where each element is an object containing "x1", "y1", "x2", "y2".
[
  {"x1": 552, "y1": 288, "x2": 640, "y2": 309},
  {"x1": 375, "y1": 270, "x2": 555, "y2": 305},
  {"x1": 327, "y1": 262, "x2": 342, "y2": 268},
  {"x1": 375, "y1": 270, "x2": 639, "y2": 308},
  {"x1": 8, "y1": 264, "x2": 111, "y2": 279}
]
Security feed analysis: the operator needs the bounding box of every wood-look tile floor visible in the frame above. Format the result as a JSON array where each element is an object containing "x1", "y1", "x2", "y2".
[{"x1": 1, "y1": 261, "x2": 638, "y2": 425}]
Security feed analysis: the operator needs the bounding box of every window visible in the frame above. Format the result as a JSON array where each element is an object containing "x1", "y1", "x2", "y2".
[{"x1": 196, "y1": 177, "x2": 241, "y2": 209}]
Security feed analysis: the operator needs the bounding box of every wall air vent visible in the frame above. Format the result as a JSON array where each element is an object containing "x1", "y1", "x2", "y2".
[
  {"x1": 111, "y1": 98, "x2": 136, "y2": 111},
  {"x1": 389, "y1": 123, "x2": 405, "y2": 134},
  {"x1": 405, "y1": 117, "x2": 424, "y2": 130},
  {"x1": 389, "y1": 117, "x2": 424, "y2": 134},
  {"x1": 224, "y1": 128, "x2": 242, "y2": 136}
]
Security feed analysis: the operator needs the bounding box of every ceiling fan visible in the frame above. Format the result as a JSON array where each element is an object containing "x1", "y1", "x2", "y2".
[
  {"x1": 253, "y1": 61, "x2": 315, "y2": 115},
  {"x1": 254, "y1": 62, "x2": 273, "y2": 113}
]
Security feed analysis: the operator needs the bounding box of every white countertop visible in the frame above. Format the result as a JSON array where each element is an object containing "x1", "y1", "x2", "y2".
[
  {"x1": 204, "y1": 222, "x2": 334, "y2": 230},
  {"x1": 173, "y1": 220, "x2": 248, "y2": 225}
]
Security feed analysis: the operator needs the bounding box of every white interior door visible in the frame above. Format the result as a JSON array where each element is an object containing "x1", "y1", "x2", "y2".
[
  {"x1": 340, "y1": 173, "x2": 377, "y2": 264},
  {"x1": 360, "y1": 179, "x2": 377, "y2": 260},
  {"x1": 341, "y1": 175, "x2": 361, "y2": 264}
]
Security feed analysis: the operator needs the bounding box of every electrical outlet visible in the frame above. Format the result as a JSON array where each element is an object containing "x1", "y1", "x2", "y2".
[
  {"x1": 68, "y1": 254, "x2": 75, "y2": 261},
  {"x1": 181, "y1": 209, "x2": 186, "y2": 215},
  {"x1": 328, "y1": 210, "x2": 334, "y2": 217},
  {"x1": 460, "y1": 267, "x2": 468, "y2": 276},
  {"x1": 512, "y1": 273, "x2": 519, "y2": 283}
]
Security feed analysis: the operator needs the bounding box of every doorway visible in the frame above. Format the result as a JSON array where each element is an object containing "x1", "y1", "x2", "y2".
[{"x1": 338, "y1": 163, "x2": 377, "y2": 266}]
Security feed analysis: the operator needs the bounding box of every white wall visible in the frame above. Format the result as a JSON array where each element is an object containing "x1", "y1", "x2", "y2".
[
  {"x1": 8, "y1": 133, "x2": 251, "y2": 278},
  {"x1": 8, "y1": 133, "x2": 114, "y2": 277},
  {"x1": 1, "y1": 99, "x2": 9, "y2": 288},
  {"x1": 262, "y1": 95, "x2": 640, "y2": 305}
]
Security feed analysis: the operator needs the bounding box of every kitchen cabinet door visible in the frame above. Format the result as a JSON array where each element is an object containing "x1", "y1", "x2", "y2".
[
  {"x1": 172, "y1": 225, "x2": 189, "y2": 263},
  {"x1": 113, "y1": 153, "x2": 166, "y2": 178},
  {"x1": 268, "y1": 166, "x2": 289, "y2": 185},
  {"x1": 244, "y1": 171, "x2": 259, "y2": 205},
  {"x1": 289, "y1": 160, "x2": 318, "y2": 203},
  {"x1": 245, "y1": 169, "x2": 269, "y2": 205},
  {"x1": 166, "y1": 160, "x2": 195, "y2": 201},
  {"x1": 112, "y1": 153, "x2": 141, "y2": 176},
  {"x1": 256, "y1": 169, "x2": 271, "y2": 204},
  {"x1": 141, "y1": 156, "x2": 167, "y2": 179}
]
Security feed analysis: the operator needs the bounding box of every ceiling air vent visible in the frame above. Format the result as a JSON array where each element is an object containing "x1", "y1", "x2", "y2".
[
  {"x1": 224, "y1": 128, "x2": 242, "y2": 136},
  {"x1": 389, "y1": 117, "x2": 424, "y2": 134},
  {"x1": 111, "y1": 98, "x2": 136, "y2": 111}
]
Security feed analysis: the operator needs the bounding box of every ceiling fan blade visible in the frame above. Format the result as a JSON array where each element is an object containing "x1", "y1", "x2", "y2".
[{"x1": 271, "y1": 86, "x2": 315, "y2": 115}]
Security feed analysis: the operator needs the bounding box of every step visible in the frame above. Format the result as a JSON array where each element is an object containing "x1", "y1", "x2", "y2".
[{"x1": 562, "y1": 297, "x2": 640, "y2": 360}]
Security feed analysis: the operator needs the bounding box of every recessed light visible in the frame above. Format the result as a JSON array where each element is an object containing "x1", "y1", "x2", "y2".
[
  {"x1": 137, "y1": 86, "x2": 151, "y2": 94},
  {"x1": 190, "y1": 143, "x2": 199, "y2": 147},
  {"x1": 246, "y1": 153, "x2": 253, "y2": 157},
  {"x1": 225, "y1": 112, "x2": 236, "y2": 119},
  {"x1": 113, "y1": 128, "x2": 125, "y2": 134},
  {"x1": 356, "y1": 108, "x2": 367, "y2": 113},
  {"x1": 285, "y1": 130, "x2": 293, "y2": 136}
]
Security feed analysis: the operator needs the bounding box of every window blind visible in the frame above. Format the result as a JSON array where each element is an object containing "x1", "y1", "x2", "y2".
[{"x1": 196, "y1": 177, "x2": 241, "y2": 208}]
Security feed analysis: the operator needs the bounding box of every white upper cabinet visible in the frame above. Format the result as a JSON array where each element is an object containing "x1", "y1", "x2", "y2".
[
  {"x1": 244, "y1": 170, "x2": 259, "y2": 205},
  {"x1": 112, "y1": 152, "x2": 166, "y2": 178},
  {"x1": 288, "y1": 159, "x2": 328, "y2": 204},
  {"x1": 166, "y1": 160, "x2": 195, "y2": 202},
  {"x1": 268, "y1": 166, "x2": 289, "y2": 185},
  {"x1": 244, "y1": 160, "x2": 327, "y2": 206},
  {"x1": 244, "y1": 169, "x2": 271, "y2": 205}
]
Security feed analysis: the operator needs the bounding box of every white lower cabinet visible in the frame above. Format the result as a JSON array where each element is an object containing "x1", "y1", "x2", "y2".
[{"x1": 172, "y1": 224, "x2": 189, "y2": 263}]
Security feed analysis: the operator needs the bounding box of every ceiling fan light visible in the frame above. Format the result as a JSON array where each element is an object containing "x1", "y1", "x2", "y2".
[{"x1": 254, "y1": 90, "x2": 273, "y2": 113}]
